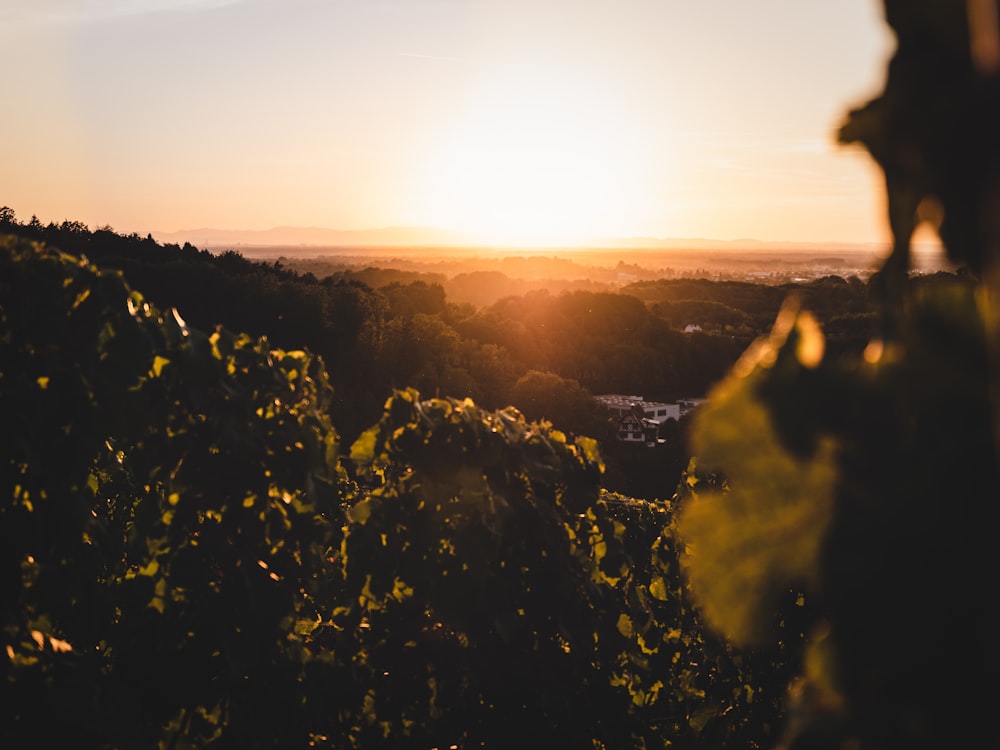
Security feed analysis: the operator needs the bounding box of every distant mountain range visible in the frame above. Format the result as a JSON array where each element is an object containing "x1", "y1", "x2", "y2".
[
  {"x1": 152, "y1": 225, "x2": 471, "y2": 248},
  {"x1": 152, "y1": 224, "x2": 893, "y2": 252}
]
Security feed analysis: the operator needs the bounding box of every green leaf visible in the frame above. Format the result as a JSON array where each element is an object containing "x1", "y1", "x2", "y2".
[
  {"x1": 151, "y1": 355, "x2": 170, "y2": 377},
  {"x1": 350, "y1": 427, "x2": 378, "y2": 464},
  {"x1": 348, "y1": 497, "x2": 373, "y2": 525},
  {"x1": 678, "y1": 351, "x2": 837, "y2": 645},
  {"x1": 648, "y1": 575, "x2": 669, "y2": 601}
]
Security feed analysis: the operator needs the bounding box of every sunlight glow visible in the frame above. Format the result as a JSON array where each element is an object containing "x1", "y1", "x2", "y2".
[
  {"x1": 415, "y1": 66, "x2": 650, "y2": 246},
  {"x1": 1, "y1": 0, "x2": 896, "y2": 245}
]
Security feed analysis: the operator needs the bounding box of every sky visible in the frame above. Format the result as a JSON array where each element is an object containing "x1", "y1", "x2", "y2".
[{"x1": 1, "y1": 0, "x2": 901, "y2": 247}]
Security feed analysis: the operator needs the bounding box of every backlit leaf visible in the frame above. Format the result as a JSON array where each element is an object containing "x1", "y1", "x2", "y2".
[
  {"x1": 678, "y1": 345, "x2": 837, "y2": 645},
  {"x1": 151, "y1": 355, "x2": 170, "y2": 377}
]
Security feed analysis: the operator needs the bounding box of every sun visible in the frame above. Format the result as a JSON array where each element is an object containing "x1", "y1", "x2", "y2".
[{"x1": 414, "y1": 66, "x2": 647, "y2": 246}]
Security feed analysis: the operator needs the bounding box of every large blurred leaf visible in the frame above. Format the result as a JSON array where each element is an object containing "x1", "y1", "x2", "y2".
[{"x1": 678, "y1": 303, "x2": 836, "y2": 645}]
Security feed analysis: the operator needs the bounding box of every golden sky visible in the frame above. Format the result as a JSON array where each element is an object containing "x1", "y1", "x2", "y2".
[{"x1": 1, "y1": 0, "x2": 897, "y2": 246}]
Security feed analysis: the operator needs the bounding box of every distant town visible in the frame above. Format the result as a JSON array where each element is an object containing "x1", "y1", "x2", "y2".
[{"x1": 218, "y1": 241, "x2": 955, "y2": 287}]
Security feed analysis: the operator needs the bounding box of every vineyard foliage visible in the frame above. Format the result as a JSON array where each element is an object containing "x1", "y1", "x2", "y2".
[
  {"x1": 1, "y1": 235, "x2": 798, "y2": 748},
  {"x1": 1, "y1": 236, "x2": 347, "y2": 747}
]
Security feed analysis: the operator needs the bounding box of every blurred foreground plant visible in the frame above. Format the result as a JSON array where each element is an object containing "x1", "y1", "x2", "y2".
[{"x1": 678, "y1": 2, "x2": 1000, "y2": 748}]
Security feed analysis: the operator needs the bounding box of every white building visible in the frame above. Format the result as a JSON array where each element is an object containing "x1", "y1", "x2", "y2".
[
  {"x1": 615, "y1": 411, "x2": 662, "y2": 447},
  {"x1": 593, "y1": 394, "x2": 681, "y2": 425}
]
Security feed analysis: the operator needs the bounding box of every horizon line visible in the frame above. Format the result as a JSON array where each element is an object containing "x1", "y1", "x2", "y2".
[{"x1": 150, "y1": 224, "x2": 900, "y2": 251}]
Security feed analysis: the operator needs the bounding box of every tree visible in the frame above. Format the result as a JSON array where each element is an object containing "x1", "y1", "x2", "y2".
[
  {"x1": 379, "y1": 313, "x2": 463, "y2": 393},
  {"x1": 509, "y1": 369, "x2": 613, "y2": 439},
  {"x1": 381, "y1": 280, "x2": 447, "y2": 319}
]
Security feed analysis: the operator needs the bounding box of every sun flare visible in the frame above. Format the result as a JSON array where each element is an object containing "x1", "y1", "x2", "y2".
[{"x1": 415, "y1": 67, "x2": 648, "y2": 246}]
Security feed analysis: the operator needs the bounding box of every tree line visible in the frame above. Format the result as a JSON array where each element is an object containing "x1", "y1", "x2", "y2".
[{"x1": 0, "y1": 209, "x2": 889, "y2": 501}]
